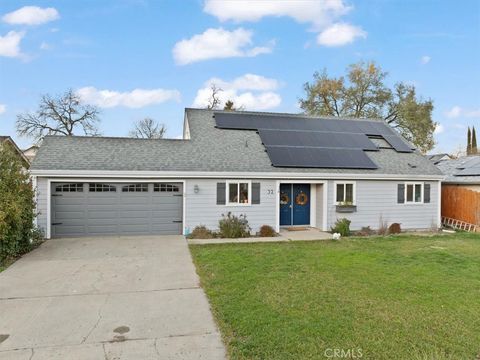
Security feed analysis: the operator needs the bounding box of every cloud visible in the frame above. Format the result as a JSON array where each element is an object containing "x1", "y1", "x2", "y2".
[
  {"x1": 0, "y1": 104, "x2": 6, "y2": 114},
  {"x1": 193, "y1": 74, "x2": 281, "y2": 110},
  {"x1": 203, "y1": 0, "x2": 351, "y2": 30},
  {"x1": 317, "y1": 23, "x2": 367, "y2": 46},
  {"x1": 173, "y1": 27, "x2": 273, "y2": 65},
  {"x1": 0, "y1": 31, "x2": 25, "y2": 58},
  {"x1": 2, "y1": 6, "x2": 59, "y2": 26},
  {"x1": 420, "y1": 55, "x2": 431, "y2": 64},
  {"x1": 445, "y1": 106, "x2": 480, "y2": 118},
  {"x1": 434, "y1": 123, "x2": 444, "y2": 134},
  {"x1": 40, "y1": 41, "x2": 51, "y2": 50},
  {"x1": 76, "y1": 87, "x2": 181, "y2": 108}
]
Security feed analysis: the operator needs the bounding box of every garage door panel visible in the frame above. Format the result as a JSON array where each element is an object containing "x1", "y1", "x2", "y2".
[{"x1": 52, "y1": 182, "x2": 183, "y2": 237}]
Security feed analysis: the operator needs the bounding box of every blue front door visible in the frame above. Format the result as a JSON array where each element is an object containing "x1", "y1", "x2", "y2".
[{"x1": 279, "y1": 184, "x2": 311, "y2": 226}]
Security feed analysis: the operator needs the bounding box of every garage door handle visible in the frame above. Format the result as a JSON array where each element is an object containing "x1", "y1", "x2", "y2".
[
  {"x1": 172, "y1": 220, "x2": 182, "y2": 223},
  {"x1": 51, "y1": 222, "x2": 63, "y2": 225},
  {"x1": 52, "y1": 194, "x2": 63, "y2": 197}
]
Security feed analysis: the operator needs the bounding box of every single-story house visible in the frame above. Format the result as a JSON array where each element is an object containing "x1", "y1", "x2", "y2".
[
  {"x1": 1, "y1": 135, "x2": 30, "y2": 168},
  {"x1": 30, "y1": 109, "x2": 443, "y2": 238}
]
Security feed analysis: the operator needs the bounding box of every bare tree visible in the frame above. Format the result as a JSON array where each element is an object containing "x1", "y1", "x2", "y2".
[
  {"x1": 128, "y1": 118, "x2": 166, "y2": 139},
  {"x1": 206, "y1": 84, "x2": 223, "y2": 110},
  {"x1": 16, "y1": 89, "x2": 100, "y2": 142}
]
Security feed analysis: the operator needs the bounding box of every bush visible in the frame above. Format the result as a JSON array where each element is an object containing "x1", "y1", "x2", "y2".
[
  {"x1": 356, "y1": 226, "x2": 375, "y2": 236},
  {"x1": 218, "y1": 212, "x2": 251, "y2": 238},
  {"x1": 388, "y1": 223, "x2": 401, "y2": 234},
  {"x1": 0, "y1": 145, "x2": 38, "y2": 265},
  {"x1": 187, "y1": 225, "x2": 216, "y2": 239},
  {"x1": 331, "y1": 218, "x2": 351, "y2": 237},
  {"x1": 258, "y1": 225, "x2": 276, "y2": 237},
  {"x1": 378, "y1": 215, "x2": 389, "y2": 235}
]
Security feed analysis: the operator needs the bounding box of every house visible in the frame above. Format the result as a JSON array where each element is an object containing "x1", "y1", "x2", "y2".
[
  {"x1": 30, "y1": 109, "x2": 443, "y2": 239},
  {"x1": 428, "y1": 153, "x2": 452, "y2": 164},
  {"x1": 435, "y1": 155, "x2": 480, "y2": 226},
  {"x1": 22, "y1": 145, "x2": 39, "y2": 162},
  {"x1": 0, "y1": 135, "x2": 30, "y2": 168}
]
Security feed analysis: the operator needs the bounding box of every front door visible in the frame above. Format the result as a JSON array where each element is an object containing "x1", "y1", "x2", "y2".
[{"x1": 279, "y1": 184, "x2": 311, "y2": 226}]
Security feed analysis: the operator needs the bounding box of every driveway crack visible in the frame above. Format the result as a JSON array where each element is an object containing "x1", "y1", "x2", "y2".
[
  {"x1": 81, "y1": 294, "x2": 109, "y2": 344},
  {"x1": 29, "y1": 348, "x2": 34, "y2": 360}
]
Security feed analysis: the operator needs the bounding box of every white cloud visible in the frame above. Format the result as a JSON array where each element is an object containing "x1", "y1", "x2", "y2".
[
  {"x1": 0, "y1": 104, "x2": 6, "y2": 114},
  {"x1": 40, "y1": 41, "x2": 51, "y2": 50},
  {"x1": 317, "y1": 23, "x2": 366, "y2": 46},
  {"x1": 445, "y1": 106, "x2": 480, "y2": 118},
  {"x1": 2, "y1": 6, "x2": 59, "y2": 26},
  {"x1": 203, "y1": 0, "x2": 351, "y2": 30},
  {"x1": 0, "y1": 31, "x2": 25, "y2": 58},
  {"x1": 193, "y1": 74, "x2": 281, "y2": 110},
  {"x1": 173, "y1": 27, "x2": 273, "y2": 65},
  {"x1": 421, "y1": 55, "x2": 431, "y2": 64},
  {"x1": 76, "y1": 87, "x2": 181, "y2": 108},
  {"x1": 434, "y1": 123, "x2": 444, "y2": 134}
]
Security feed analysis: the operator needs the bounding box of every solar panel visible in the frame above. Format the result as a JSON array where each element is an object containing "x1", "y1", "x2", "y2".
[
  {"x1": 265, "y1": 146, "x2": 378, "y2": 169},
  {"x1": 258, "y1": 129, "x2": 379, "y2": 151},
  {"x1": 383, "y1": 135, "x2": 414, "y2": 153},
  {"x1": 456, "y1": 167, "x2": 480, "y2": 176}
]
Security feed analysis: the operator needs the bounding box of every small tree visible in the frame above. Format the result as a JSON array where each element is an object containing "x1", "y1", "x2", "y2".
[
  {"x1": 0, "y1": 144, "x2": 37, "y2": 263},
  {"x1": 224, "y1": 100, "x2": 236, "y2": 111},
  {"x1": 467, "y1": 127, "x2": 472, "y2": 155},
  {"x1": 472, "y1": 126, "x2": 478, "y2": 155},
  {"x1": 128, "y1": 118, "x2": 166, "y2": 139},
  {"x1": 206, "y1": 84, "x2": 223, "y2": 110}
]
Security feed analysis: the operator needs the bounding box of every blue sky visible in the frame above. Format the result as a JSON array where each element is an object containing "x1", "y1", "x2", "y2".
[{"x1": 0, "y1": 0, "x2": 479, "y2": 153}]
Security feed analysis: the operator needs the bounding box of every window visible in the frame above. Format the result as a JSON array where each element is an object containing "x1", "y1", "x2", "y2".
[
  {"x1": 154, "y1": 183, "x2": 179, "y2": 192},
  {"x1": 122, "y1": 184, "x2": 149, "y2": 192},
  {"x1": 405, "y1": 182, "x2": 423, "y2": 203},
  {"x1": 227, "y1": 181, "x2": 250, "y2": 205},
  {"x1": 89, "y1": 183, "x2": 116, "y2": 192},
  {"x1": 55, "y1": 183, "x2": 83, "y2": 192},
  {"x1": 335, "y1": 182, "x2": 355, "y2": 204}
]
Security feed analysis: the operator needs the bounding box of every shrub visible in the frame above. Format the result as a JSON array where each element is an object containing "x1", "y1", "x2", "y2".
[
  {"x1": 331, "y1": 218, "x2": 351, "y2": 237},
  {"x1": 258, "y1": 225, "x2": 276, "y2": 237},
  {"x1": 356, "y1": 226, "x2": 375, "y2": 236},
  {"x1": 377, "y1": 215, "x2": 389, "y2": 235},
  {"x1": 388, "y1": 223, "x2": 401, "y2": 234},
  {"x1": 0, "y1": 145, "x2": 38, "y2": 265},
  {"x1": 218, "y1": 212, "x2": 251, "y2": 238},
  {"x1": 187, "y1": 225, "x2": 216, "y2": 239}
]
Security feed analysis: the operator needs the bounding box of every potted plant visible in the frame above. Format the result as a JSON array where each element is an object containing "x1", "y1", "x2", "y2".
[{"x1": 336, "y1": 201, "x2": 357, "y2": 213}]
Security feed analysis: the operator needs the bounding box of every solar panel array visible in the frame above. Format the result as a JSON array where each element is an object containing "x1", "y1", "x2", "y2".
[
  {"x1": 455, "y1": 157, "x2": 480, "y2": 176},
  {"x1": 214, "y1": 112, "x2": 414, "y2": 169}
]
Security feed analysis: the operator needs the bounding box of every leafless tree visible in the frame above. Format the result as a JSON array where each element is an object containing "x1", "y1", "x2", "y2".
[
  {"x1": 16, "y1": 89, "x2": 100, "y2": 142},
  {"x1": 206, "y1": 84, "x2": 223, "y2": 110},
  {"x1": 128, "y1": 118, "x2": 166, "y2": 139}
]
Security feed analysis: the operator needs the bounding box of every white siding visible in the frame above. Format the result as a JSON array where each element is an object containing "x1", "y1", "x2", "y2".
[
  {"x1": 327, "y1": 180, "x2": 440, "y2": 230},
  {"x1": 315, "y1": 184, "x2": 324, "y2": 230},
  {"x1": 184, "y1": 179, "x2": 277, "y2": 234},
  {"x1": 36, "y1": 177, "x2": 49, "y2": 234}
]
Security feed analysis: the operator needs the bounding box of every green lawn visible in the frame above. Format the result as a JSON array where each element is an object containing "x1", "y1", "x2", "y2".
[{"x1": 190, "y1": 233, "x2": 480, "y2": 360}]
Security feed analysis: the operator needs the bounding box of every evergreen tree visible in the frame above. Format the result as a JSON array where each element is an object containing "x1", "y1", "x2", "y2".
[
  {"x1": 467, "y1": 127, "x2": 472, "y2": 155},
  {"x1": 472, "y1": 126, "x2": 478, "y2": 154}
]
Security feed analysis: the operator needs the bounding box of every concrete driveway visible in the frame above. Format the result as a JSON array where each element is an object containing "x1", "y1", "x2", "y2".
[{"x1": 0, "y1": 236, "x2": 225, "y2": 359}]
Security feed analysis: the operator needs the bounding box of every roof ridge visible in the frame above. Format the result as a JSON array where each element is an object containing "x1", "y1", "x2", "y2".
[{"x1": 44, "y1": 135, "x2": 186, "y2": 142}]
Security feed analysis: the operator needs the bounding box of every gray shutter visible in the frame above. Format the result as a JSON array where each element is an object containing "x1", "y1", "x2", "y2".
[
  {"x1": 252, "y1": 183, "x2": 261, "y2": 204},
  {"x1": 424, "y1": 183, "x2": 431, "y2": 203},
  {"x1": 216, "y1": 183, "x2": 226, "y2": 205},
  {"x1": 397, "y1": 184, "x2": 405, "y2": 203}
]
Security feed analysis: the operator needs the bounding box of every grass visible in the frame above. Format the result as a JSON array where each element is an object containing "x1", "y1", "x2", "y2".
[{"x1": 190, "y1": 233, "x2": 480, "y2": 360}]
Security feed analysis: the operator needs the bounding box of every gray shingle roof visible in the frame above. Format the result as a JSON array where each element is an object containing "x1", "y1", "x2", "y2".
[
  {"x1": 436, "y1": 156, "x2": 480, "y2": 184},
  {"x1": 31, "y1": 108, "x2": 442, "y2": 176}
]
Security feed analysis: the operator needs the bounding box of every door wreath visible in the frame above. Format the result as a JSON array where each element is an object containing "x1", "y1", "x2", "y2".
[
  {"x1": 295, "y1": 192, "x2": 308, "y2": 206},
  {"x1": 280, "y1": 192, "x2": 290, "y2": 205}
]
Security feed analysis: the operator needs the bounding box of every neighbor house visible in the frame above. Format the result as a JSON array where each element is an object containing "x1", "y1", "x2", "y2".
[
  {"x1": 22, "y1": 145, "x2": 39, "y2": 162},
  {"x1": 30, "y1": 109, "x2": 443, "y2": 238},
  {"x1": 435, "y1": 155, "x2": 480, "y2": 226},
  {"x1": 0, "y1": 135, "x2": 30, "y2": 168}
]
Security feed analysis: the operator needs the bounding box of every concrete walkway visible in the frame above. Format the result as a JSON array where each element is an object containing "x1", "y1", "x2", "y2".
[{"x1": 0, "y1": 236, "x2": 225, "y2": 360}]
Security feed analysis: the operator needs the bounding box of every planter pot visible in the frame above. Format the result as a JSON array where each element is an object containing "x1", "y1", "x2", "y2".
[{"x1": 336, "y1": 205, "x2": 357, "y2": 213}]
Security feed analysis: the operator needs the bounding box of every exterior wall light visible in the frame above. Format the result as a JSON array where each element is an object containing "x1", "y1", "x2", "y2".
[{"x1": 194, "y1": 184, "x2": 200, "y2": 194}]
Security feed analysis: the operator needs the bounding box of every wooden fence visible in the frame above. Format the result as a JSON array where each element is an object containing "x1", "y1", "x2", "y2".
[{"x1": 442, "y1": 185, "x2": 480, "y2": 225}]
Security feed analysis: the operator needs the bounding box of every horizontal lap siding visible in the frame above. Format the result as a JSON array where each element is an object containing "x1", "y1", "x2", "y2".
[
  {"x1": 327, "y1": 180, "x2": 439, "y2": 230},
  {"x1": 185, "y1": 179, "x2": 277, "y2": 233},
  {"x1": 36, "y1": 177, "x2": 48, "y2": 235}
]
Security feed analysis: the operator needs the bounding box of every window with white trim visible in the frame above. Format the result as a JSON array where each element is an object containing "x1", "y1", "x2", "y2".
[
  {"x1": 405, "y1": 182, "x2": 423, "y2": 203},
  {"x1": 335, "y1": 182, "x2": 355, "y2": 204},
  {"x1": 227, "y1": 181, "x2": 250, "y2": 205},
  {"x1": 122, "y1": 184, "x2": 148, "y2": 192},
  {"x1": 55, "y1": 183, "x2": 83, "y2": 192},
  {"x1": 154, "y1": 183, "x2": 179, "y2": 192},
  {"x1": 89, "y1": 183, "x2": 116, "y2": 192}
]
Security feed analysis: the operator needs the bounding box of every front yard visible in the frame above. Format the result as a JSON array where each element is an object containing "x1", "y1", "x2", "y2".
[{"x1": 190, "y1": 233, "x2": 480, "y2": 360}]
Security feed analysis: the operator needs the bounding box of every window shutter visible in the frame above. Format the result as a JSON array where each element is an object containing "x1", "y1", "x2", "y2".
[
  {"x1": 216, "y1": 183, "x2": 226, "y2": 205},
  {"x1": 424, "y1": 183, "x2": 431, "y2": 203},
  {"x1": 397, "y1": 184, "x2": 405, "y2": 203},
  {"x1": 252, "y1": 183, "x2": 261, "y2": 204}
]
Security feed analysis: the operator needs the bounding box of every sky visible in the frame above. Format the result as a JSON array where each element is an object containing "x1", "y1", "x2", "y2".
[{"x1": 0, "y1": 0, "x2": 479, "y2": 153}]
